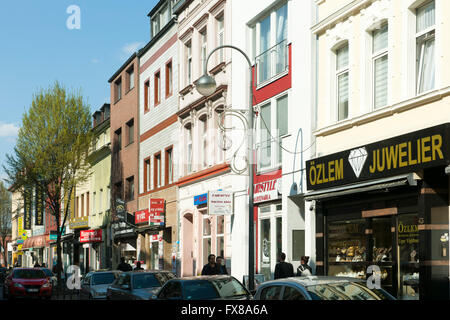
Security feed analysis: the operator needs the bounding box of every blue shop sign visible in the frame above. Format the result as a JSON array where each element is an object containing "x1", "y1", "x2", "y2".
[{"x1": 194, "y1": 193, "x2": 208, "y2": 206}]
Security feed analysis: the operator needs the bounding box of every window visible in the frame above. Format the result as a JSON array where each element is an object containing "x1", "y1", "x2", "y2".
[
  {"x1": 259, "y1": 102, "x2": 271, "y2": 170},
  {"x1": 106, "y1": 186, "x2": 110, "y2": 210},
  {"x1": 186, "y1": 124, "x2": 193, "y2": 174},
  {"x1": 81, "y1": 194, "x2": 84, "y2": 217},
  {"x1": 283, "y1": 286, "x2": 306, "y2": 300},
  {"x1": 165, "y1": 147, "x2": 173, "y2": 185},
  {"x1": 276, "y1": 95, "x2": 288, "y2": 164},
  {"x1": 144, "y1": 158, "x2": 151, "y2": 192},
  {"x1": 126, "y1": 119, "x2": 134, "y2": 145},
  {"x1": 254, "y1": 3, "x2": 288, "y2": 85},
  {"x1": 127, "y1": 67, "x2": 134, "y2": 91},
  {"x1": 217, "y1": 15, "x2": 224, "y2": 63},
  {"x1": 373, "y1": 24, "x2": 388, "y2": 109},
  {"x1": 76, "y1": 196, "x2": 79, "y2": 218},
  {"x1": 217, "y1": 216, "x2": 224, "y2": 257},
  {"x1": 93, "y1": 192, "x2": 96, "y2": 215},
  {"x1": 114, "y1": 181, "x2": 123, "y2": 202},
  {"x1": 99, "y1": 189, "x2": 103, "y2": 212},
  {"x1": 86, "y1": 192, "x2": 89, "y2": 217},
  {"x1": 260, "y1": 285, "x2": 282, "y2": 300},
  {"x1": 114, "y1": 128, "x2": 122, "y2": 152},
  {"x1": 144, "y1": 80, "x2": 150, "y2": 112},
  {"x1": 186, "y1": 42, "x2": 192, "y2": 85},
  {"x1": 155, "y1": 71, "x2": 161, "y2": 105},
  {"x1": 126, "y1": 176, "x2": 134, "y2": 201},
  {"x1": 200, "y1": 29, "x2": 207, "y2": 74},
  {"x1": 154, "y1": 153, "x2": 161, "y2": 189},
  {"x1": 166, "y1": 61, "x2": 173, "y2": 97},
  {"x1": 200, "y1": 115, "x2": 208, "y2": 168},
  {"x1": 159, "y1": 281, "x2": 182, "y2": 299},
  {"x1": 416, "y1": 1, "x2": 435, "y2": 94},
  {"x1": 202, "y1": 215, "x2": 212, "y2": 266},
  {"x1": 336, "y1": 44, "x2": 349, "y2": 121},
  {"x1": 115, "y1": 77, "x2": 122, "y2": 102}
]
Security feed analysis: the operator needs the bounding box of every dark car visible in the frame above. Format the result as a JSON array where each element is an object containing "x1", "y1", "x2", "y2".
[
  {"x1": 253, "y1": 276, "x2": 396, "y2": 300},
  {"x1": 3, "y1": 268, "x2": 52, "y2": 300},
  {"x1": 154, "y1": 275, "x2": 252, "y2": 300},
  {"x1": 107, "y1": 271, "x2": 175, "y2": 300}
]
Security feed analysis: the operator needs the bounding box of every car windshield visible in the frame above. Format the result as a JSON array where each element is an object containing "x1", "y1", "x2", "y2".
[
  {"x1": 184, "y1": 281, "x2": 220, "y2": 300},
  {"x1": 132, "y1": 274, "x2": 161, "y2": 289},
  {"x1": 210, "y1": 278, "x2": 249, "y2": 298},
  {"x1": 92, "y1": 273, "x2": 116, "y2": 285},
  {"x1": 41, "y1": 268, "x2": 53, "y2": 277},
  {"x1": 306, "y1": 282, "x2": 392, "y2": 300},
  {"x1": 13, "y1": 269, "x2": 46, "y2": 279}
]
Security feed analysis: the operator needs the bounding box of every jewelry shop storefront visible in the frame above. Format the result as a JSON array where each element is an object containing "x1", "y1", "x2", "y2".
[{"x1": 305, "y1": 124, "x2": 450, "y2": 300}]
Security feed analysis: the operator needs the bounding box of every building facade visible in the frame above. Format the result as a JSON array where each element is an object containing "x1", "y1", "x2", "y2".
[
  {"x1": 303, "y1": 0, "x2": 450, "y2": 300},
  {"x1": 137, "y1": 0, "x2": 179, "y2": 273}
]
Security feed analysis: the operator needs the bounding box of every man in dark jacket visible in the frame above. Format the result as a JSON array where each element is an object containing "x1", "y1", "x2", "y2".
[
  {"x1": 201, "y1": 254, "x2": 219, "y2": 275},
  {"x1": 274, "y1": 252, "x2": 294, "y2": 280},
  {"x1": 216, "y1": 256, "x2": 228, "y2": 275},
  {"x1": 117, "y1": 257, "x2": 132, "y2": 272}
]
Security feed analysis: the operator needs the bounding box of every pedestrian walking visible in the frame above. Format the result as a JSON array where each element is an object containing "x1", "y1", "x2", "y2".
[
  {"x1": 296, "y1": 256, "x2": 313, "y2": 276},
  {"x1": 216, "y1": 256, "x2": 228, "y2": 275},
  {"x1": 274, "y1": 252, "x2": 294, "y2": 280},
  {"x1": 201, "y1": 254, "x2": 219, "y2": 275},
  {"x1": 117, "y1": 257, "x2": 133, "y2": 272}
]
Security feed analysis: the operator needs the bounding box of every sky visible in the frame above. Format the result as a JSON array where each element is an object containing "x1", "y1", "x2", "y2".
[{"x1": 0, "y1": 0, "x2": 159, "y2": 183}]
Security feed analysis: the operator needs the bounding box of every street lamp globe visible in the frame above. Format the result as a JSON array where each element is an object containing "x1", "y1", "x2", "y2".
[{"x1": 196, "y1": 74, "x2": 217, "y2": 97}]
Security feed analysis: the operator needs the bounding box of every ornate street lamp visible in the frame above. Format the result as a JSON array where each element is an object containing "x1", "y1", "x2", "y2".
[{"x1": 197, "y1": 45, "x2": 256, "y2": 292}]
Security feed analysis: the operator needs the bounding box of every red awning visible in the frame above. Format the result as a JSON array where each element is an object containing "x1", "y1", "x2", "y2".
[{"x1": 22, "y1": 235, "x2": 46, "y2": 249}]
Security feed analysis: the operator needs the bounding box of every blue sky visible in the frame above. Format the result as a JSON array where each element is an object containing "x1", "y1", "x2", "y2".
[{"x1": 0, "y1": 0, "x2": 159, "y2": 182}]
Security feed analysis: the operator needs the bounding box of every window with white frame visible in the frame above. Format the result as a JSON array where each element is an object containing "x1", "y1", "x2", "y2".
[
  {"x1": 200, "y1": 29, "x2": 207, "y2": 74},
  {"x1": 217, "y1": 15, "x2": 224, "y2": 63},
  {"x1": 253, "y1": 2, "x2": 288, "y2": 85},
  {"x1": 216, "y1": 215, "x2": 224, "y2": 257},
  {"x1": 186, "y1": 124, "x2": 193, "y2": 174},
  {"x1": 416, "y1": 0, "x2": 435, "y2": 94},
  {"x1": 99, "y1": 189, "x2": 103, "y2": 213},
  {"x1": 336, "y1": 44, "x2": 349, "y2": 121},
  {"x1": 202, "y1": 214, "x2": 212, "y2": 266},
  {"x1": 200, "y1": 115, "x2": 208, "y2": 168},
  {"x1": 258, "y1": 94, "x2": 288, "y2": 171},
  {"x1": 186, "y1": 42, "x2": 192, "y2": 85},
  {"x1": 372, "y1": 24, "x2": 388, "y2": 109},
  {"x1": 93, "y1": 192, "x2": 96, "y2": 215}
]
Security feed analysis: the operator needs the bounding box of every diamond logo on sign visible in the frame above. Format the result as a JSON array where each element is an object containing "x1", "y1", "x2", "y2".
[{"x1": 348, "y1": 147, "x2": 368, "y2": 178}]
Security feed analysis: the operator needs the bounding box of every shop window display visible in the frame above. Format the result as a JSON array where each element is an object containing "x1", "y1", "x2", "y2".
[
  {"x1": 328, "y1": 219, "x2": 367, "y2": 279},
  {"x1": 372, "y1": 217, "x2": 393, "y2": 294},
  {"x1": 398, "y1": 214, "x2": 419, "y2": 300}
]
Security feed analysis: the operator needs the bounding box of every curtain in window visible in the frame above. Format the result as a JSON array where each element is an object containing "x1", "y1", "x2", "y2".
[
  {"x1": 259, "y1": 16, "x2": 271, "y2": 83},
  {"x1": 419, "y1": 37, "x2": 435, "y2": 93},
  {"x1": 373, "y1": 25, "x2": 388, "y2": 53},
  {"x1": 374, "y1": 54, "x2": 388, "y2": 109},
  {"x1": 338, "y1": 73, "x2": 349, "y2": 120},
  {"x1": 416, "y1": 1, "x2": 435, "y2": 33},
  {"x1": 336, "y1": 45, "x2": 348, "y2": 71}
]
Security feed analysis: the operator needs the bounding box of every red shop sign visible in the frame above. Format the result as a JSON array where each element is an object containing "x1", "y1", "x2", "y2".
[
  {"x1": 135, "y1": 209, "x2": 150, "y2": 224},
  {"x1": 80, "y1": 229, "x2": 102, "y2": 243},
  {"x1": 150, "y1": 199, "x2": 165, "y2": 214}
]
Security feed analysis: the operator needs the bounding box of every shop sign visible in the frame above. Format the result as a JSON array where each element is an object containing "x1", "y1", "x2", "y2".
[
  {"x1": 135, "y1": 209, "x2": 150, "y2": 224},
  {"x1": 80, "y1": 229, "x2": 102, "y2": 243},
  {"x1": 254, "y1": 178, "x2": 282, "y2": 204},
  {"x1": 306, "y1": 123, "x2": 450, "y2": 191},
  {"x1": 194, "y1": 193, "x2": 208, "y2": 206},
  {"x1": 149, "y1": 199, "x2": 165, "y2": 227},
  {"x1": 69, "y1": 216, "x2": 89, "y2": 229},
  {"x1": 208, "y1": 191, "x2": 233, "y2": 215},
  {"x1": 35, "y1": 189, "x2": 44, "y2": 226},
  {"x1": 24, "y1": 191, "x2": 32, "y2": 230}
]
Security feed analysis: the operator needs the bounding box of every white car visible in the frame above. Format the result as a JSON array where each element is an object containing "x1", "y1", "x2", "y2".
[{"x1": 79, "y1": 271, "x2": 122, "y2": 300}]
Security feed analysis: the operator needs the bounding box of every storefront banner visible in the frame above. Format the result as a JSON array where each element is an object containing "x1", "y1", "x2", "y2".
[
  {"x1": 69, "y1": 216, "x2": 90, "y2": 229},
  {"x1": 208, "y1": 191, "x2": 233, "y2": 215},
  {"x1": 149, "y1": 199, "x2": 165, "y2": 227},
  {"x1": 194, "y1": 193, "x2": 208, "y2": 206},
  {"x1": 34, "y1": 189, "x2": 44, "y2": 226},
  {"x1": 254, "y1": 178, "x2": 282, "y2": 204},
  {"x1": 24, "y1": 192, "x2": 32, "y2": 230},
  {"x1": 306, "y1": 123, "x2": 450, "y2": 191},
  {"x1": 80, "y1": 229, "x2": 102, "y2": 243},
  {"x1": 135, "y1": 209, "x2": 150, "y2": 224},
  {"x1": 18, "y1": 216, "x2": 23, "y2": 238}
]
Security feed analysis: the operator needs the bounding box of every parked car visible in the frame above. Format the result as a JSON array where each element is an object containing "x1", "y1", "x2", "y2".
[
  {"x1": 80, "y1": 270, "x2": 122, "y2": 300},
  {"x1": 153, "y1": 275, "x2": 253, "y2": 300},
  {"x1": 253, "y1": 276, "x2": 396, "y2": 300},
  {"x1": 3, "y1": 268, "x2": 52, "y2": 300},
  {"x1": 40, "y1": 268, "x2": 57, "y2": 290},
  {"x1": 107, "y1": 271, "x2": 175, "y2": 300}
]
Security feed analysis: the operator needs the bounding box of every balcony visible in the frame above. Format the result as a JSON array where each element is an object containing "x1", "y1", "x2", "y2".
[{"x1": 255, "y1": 39, "x2": 289, "y2": 87}]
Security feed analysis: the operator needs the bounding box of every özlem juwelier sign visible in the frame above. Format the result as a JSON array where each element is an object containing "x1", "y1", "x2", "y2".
[{"x1": 306, "y1": 123, "x2": 450, "y2": 191}]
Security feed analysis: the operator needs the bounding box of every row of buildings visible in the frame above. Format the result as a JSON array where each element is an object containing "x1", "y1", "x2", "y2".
[{"x1": 8, "y1": 0, "x2": 450, "y2": 300}]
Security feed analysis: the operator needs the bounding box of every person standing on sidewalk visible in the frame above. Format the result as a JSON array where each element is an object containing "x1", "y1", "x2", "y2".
[
  {"x1": 274, "y1": 253, "x2": 294, "y2": 280},
  {"x1": 117, "y1": 257, "x2": 132, "y2": 272}
]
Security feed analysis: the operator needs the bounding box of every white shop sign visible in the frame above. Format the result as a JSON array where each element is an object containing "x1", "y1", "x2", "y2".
[
  {"x1": 253, "y1": 178, "x2": 282, "y2": 204},
  {"x1": 208, "y1": 191, "x2": 233, "y2": 215}
]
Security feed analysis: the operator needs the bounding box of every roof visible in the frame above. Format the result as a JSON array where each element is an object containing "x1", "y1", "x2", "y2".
[
  {"x1": 148, "y1": 0, "x2": 167, "y2": 17},
  {"x1": 261, "y1": 276, "x2": 365, "y2": 287},
  {"x1": 137, "y1": 18, "x2": 176, "y2": 58},
  {"x1": 108, "y1": 53, "x2": 137, "y2": 83}
]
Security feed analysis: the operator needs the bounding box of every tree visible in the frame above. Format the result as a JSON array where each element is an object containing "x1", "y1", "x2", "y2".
[
  {"x1": 3, "y1": 82, "x2": 94, "y2": 293},
  {"x1": 0, "y1": 181, "x2": 12, "y2": 267}
]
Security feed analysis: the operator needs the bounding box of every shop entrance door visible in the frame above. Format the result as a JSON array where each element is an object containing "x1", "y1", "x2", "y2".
[
  {"x1": 260, "y1": 218, "x2": 271, "y2": 281},
  {"x1": 371, "y1": 217, "x2": 394, "y2": 296}
]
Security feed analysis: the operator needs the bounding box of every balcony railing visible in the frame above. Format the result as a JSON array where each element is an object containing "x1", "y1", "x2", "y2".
[{"x1": 255, "y1": 39, "x2": 289, "y2": 86}]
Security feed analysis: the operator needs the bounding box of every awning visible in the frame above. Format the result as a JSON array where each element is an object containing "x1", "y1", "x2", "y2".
[
  {"x1": 297, "y1": 174, "x2": 417, "y2": 202},
  {"x1": 23, "y1": 235, "x2": 47, "y2": 249}
]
